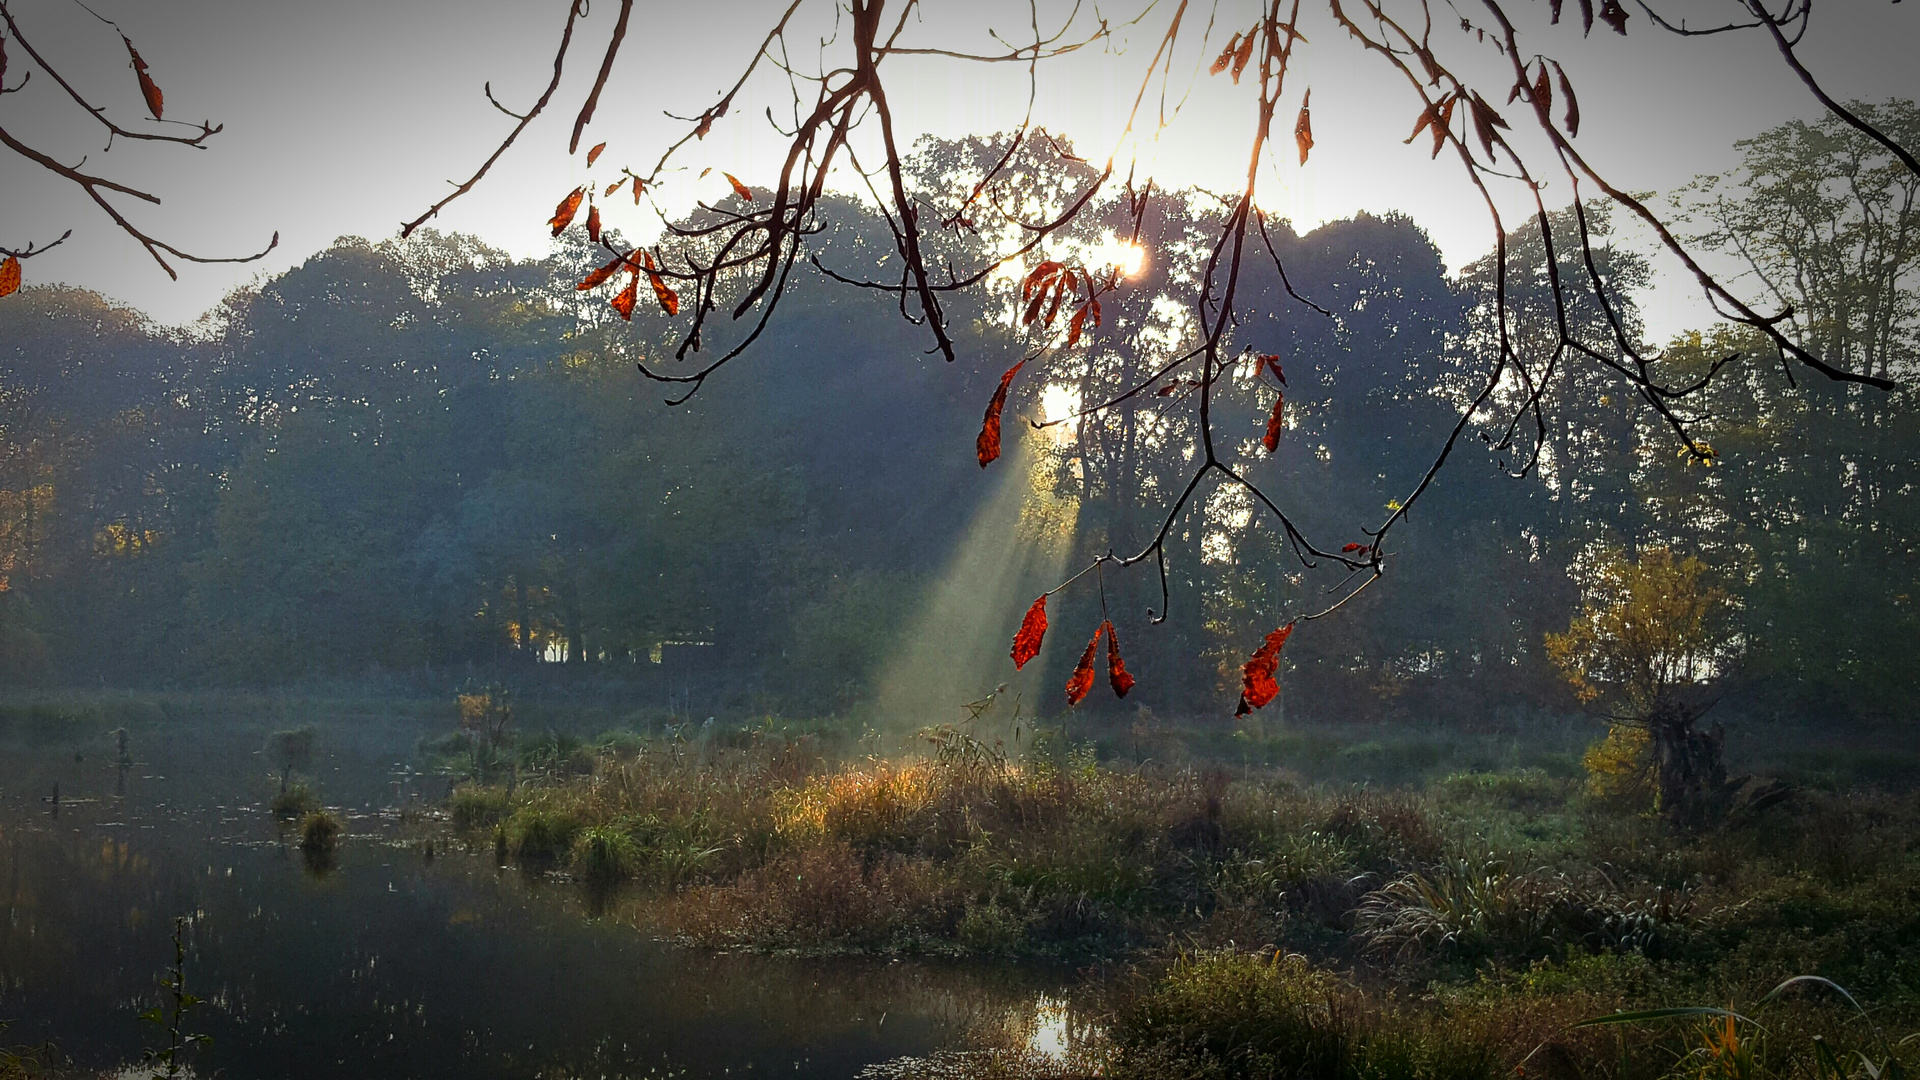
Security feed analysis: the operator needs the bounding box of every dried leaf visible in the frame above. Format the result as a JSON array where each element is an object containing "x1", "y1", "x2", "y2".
[
  {"x1": 695, "y1": 111, "x2": 713, "y2": 139},
  {"x1": 1294, "y1": 90, "x2": 1313, "y2": 165},
  {"x1": 1021, "y1": 260, "x2": 1064, "y2": 301},
  {"x1": 1230, "y1": 28, "x2": 1257, "y2": 83},
  {"x1": 1210, "y1": 33, "x2": 1240, "y2": 75},
  {"x1": 587, "y1": 141, "x2": 607, "y2": 166},
  {"x1": 1550, "y1": 0, "x2": 1564, "y2": 23},
  {"x1": 642, "y1": 250, "x2": 678, "y2": 316},
  {"x1": 633, "y1": 176, "x2": 646, "y2": 205},
  {"x1": 1011, "y1": 594, "x2": 1048, "y2": 669},
  {"x1": 976, "y1": 359, "x2": 1026, "y2": 467},
  {"x1": 548, "y1": 187, "x2": 585, "y2": 236},
  {"x1": 1067, "y1": 304, "x2": 1090, "y2": 348},
  {"x1": 1468, "y1": 93, "x2": 1508, "y2": 162},
  {"x1": 576, "y1": 255, "x2": 624, "y2": 291},
  {"x1": 1532, "y1": 64, "x2": 1552, "y2": 115},
  {"x1": 604, "y1": 178, "x2": 628, "y2": 198},
  {"x1": 610, "y1": 273, "x2": 639, "y2": 321},
  {"x1": 1578, "y1": 0, "x2": 1595, "y2": 35},
  {"x1": 1599, "y1": 0, "x2": 1628, "y2": 34},
  {"x1": 724, "y1": 172, "x2": 754, "y2": 201},
  {"x1": 124, "y1": 38, "x2": 163, "y2": 120},
  {"x1": 1261, "y1": 353, "x2": 1287, "y2": 385},
  {"x1": 586, "y1": 205, "x2": 602, "y2": 244},
  {"x1": 1234, "y1": 622, "x2": 1296, "y2": 716},
  {"x1": 1066, "y1": 623, "x2": 1104, "y2": 706},
  {"x1": 0, "y1": 255, "x2": 19, "y2": 298},
  {"x1": 1262, "y1": 391, "x2": 1286, "y2": 453},
  {"x1": 1553, "y1": 60, "x2": 1580, "y2": 137},
  {"x1": 1104, "y1": 620, "x2": 1135, "y2": 698}
]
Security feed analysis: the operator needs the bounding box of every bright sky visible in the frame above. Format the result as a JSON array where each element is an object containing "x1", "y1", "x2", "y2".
[{"x1": 3, "y1": 0, "x2": 1915, "y2": 339}]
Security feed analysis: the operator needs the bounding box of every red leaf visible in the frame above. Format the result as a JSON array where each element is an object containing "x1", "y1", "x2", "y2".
[
  {"x1": 1011, "y1": 594, "x2": 1048, "y2": 669},
  {"x1": 587, "y1": 141, "x2": 607, "y2": 166},
  {"x1": 1342, "y1": 543, "x2": 1366, "y2": 552},
  {"x1": 1293, "y1": 90, "x2": 1313, "y2": 165},
  {"x1": 1235, "y1": 621, "x2": 1296, "y2": 716},
  {"x1": 1532, "y1": 65, "x2": 1552, "y2": 116},
  {"x1": 1599, "y1": 0, "x2": 1629, "y2": 34},
  {"x1": 1553, "y1": 61, "x2": 1580, "y2": 137},
  {"x1": 1230, "y1": 29, "x2": 1256, "y2": 83},
  {"x1": 1066, "y1": 623, "x2": 1104, "y2": 706},
  {"x1": 724, "y1": 173, "x2": 753, "y2": 201},
  {"x1": 1262, "y1": 391, "x2": 1286, "y2": 453},
  {"x1": 586, "y1": 205, "x2": 602, "y2": 244},
  {"x1": 641, "y1": 250, "x2": 679, "y2": 316},
  {"x1": 610, "y1": 273, "x2": 639, "y2": 320},
  {"x1": 576, "y1": 255, "x2": 624, "y2": 291},
  {"x1": 1067, "y1": 303, "x2": 1090, "y2": 348},
  {"x1": 0, "y1": 255, "x2": 20, "y2": 298},
  {"x1": 124, "y1": 38, "x2": 163, "y2": 120},
  {"x1": 1021, "y1": 260, "x2": 1064, "y2": 301},
  {"x1": 976, "y1": 359, "x2": 1026, "y2": 467},
  {"x1": 1104, "y1": 620, "x2": 1135, "y2": 699},
  {"x1": 633, "y1": 176, "x2": 646, "y2": 205},
  {"x1": 1262, "y1": 354, "x2": 1287, "y2": 385},
  {"x1": 548, "y1": 187, "x2": 585, "y2": 236},
  {"x1": 1210, "y1": 34, "x2": 1239, "y2": 75},
  {"x1": 604, "y1": 178, "x2": 627, "y2": 197}
]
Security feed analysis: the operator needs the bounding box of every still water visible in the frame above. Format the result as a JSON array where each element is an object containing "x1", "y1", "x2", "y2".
[{"x1": 0, "y1": 709, "x2": 1072, "y2": 1078}]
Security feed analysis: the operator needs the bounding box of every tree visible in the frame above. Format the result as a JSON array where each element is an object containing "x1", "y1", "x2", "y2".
[
  {"x1": 391, "y1": 0, "x2": 1915, "y2": 712},
  {"x1": 265, "y1": 727, "x2": 316, "y2": 794},
  {"x1": 1545, "y1": 547, "x2": 1733, "y2": 821}
]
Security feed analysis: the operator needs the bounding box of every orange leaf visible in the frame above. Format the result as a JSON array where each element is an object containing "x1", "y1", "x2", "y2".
[
  {"x1": 587, "y1": 141, "x2": 607, "y2": 166},
  {"x1": 577, "y1": 255, "x2": 624, "y2": 291},
  {"x1": 586, "y1": 205, "x2": 602, "y2": 244},
  {"x1": 724, "y1": 173, "x2": 753, "y2": 201},
  {"x1": 1230, "y1": 28, "x2": 1257, "y2": 83},
  {"x1": 1261, "y1": 353, "x2": 1287, "y2": 385},
  {"x1": 1234, "y1": 621, "x2": 1295, "y2": 716},
  {"x1": 1021, "y1": 260, "x2": 1064, "y2": 301},
  {"x1": 633, "y1": 176, "x2": 646, "y2": 205},
  {"x1": 642, "y1": 250, "x2": 679, "y2": 316},
  {"x1": 1294, "y1": 90, "x2": 1313, "y2": 165},
  {"x1": 123, "y1": 38, "x2": 163, "y2": 120},
  {"x1": 1066, "y1": 623, "x2": 1104, "y2": 706},
  {"x1": 1210, "y1": 34, "x2": 1239, "y2": 75},
  {"x1": 976, "y1": 359, "x2": 1026, "y2": 467},
  {"x1": 610, "y1": 273, "x2": 639, "y2": 321},
  {"x1": 1104, "y1": 620, "x2": 1135, "y2": 698},
  {"x1": 1011, "y1": 594, "x2": 1048, "y2": 669},
  {"x1": 548, "y1": 187, "x2": 585, "y2": 236},
  {"x1": 604, "y1": 178, "x2": 627, "y2": 197},
  {"x1": 1262, "y1": 391, "x2": 1286, "y2": 452},
  {"x1": 0, "y1": 255, "x2": 20, "y2": 298}
]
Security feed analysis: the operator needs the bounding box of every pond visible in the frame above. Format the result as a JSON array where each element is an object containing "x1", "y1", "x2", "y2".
[{"x1": 0, "y1": 706, "x2": 1077, "y2": 1078}]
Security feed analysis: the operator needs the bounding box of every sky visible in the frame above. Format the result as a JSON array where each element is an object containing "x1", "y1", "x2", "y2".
[{"x1": 2, "y1": 0, "x2": 1916, "y2": 339}]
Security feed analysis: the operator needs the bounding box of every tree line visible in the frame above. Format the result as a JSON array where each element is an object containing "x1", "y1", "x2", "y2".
[{"x1": 1, "y1": 111, "x2": 1914, "y2": 725}]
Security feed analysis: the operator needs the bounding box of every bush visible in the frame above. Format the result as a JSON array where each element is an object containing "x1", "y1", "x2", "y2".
[
  {"x1": 299, "y1": 810, "x2": 340, "y2": 853},
  {"x1": 571, "y1": 825, "x2": 640, "y2": 883},
  {"x1": 503, "y1": 806, "x2": 581, "y2": 861},
  {"x1": 272, "y1": 782, "x2": 319, "y2": 819},
  {"x1": 449, "y1": 785, "x2": 512, "y2": 830}
]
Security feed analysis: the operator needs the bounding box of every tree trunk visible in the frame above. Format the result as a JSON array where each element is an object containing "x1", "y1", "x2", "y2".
[{"x1": 1646, "y1": 700, "x2": 1726, "y2": 826}]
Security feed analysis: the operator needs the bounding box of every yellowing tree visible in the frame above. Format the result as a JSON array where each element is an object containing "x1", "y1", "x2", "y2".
[{"x1": 1546, "y1": 547, "x2": 1734, "y2": 822}]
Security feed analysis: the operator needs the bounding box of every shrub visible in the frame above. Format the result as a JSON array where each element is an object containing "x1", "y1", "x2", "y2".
[
  {"x1": 298, "y1": 810, "x2": 340, "y2": 853},
  {"x1": 503, "y1": 806, "x2": 581, "y2": 861},
  {"x1": 449, "y1": 785, "x2": 512, "y2": 830},
  {"x1": 1584, "y1": 725, "x2": 1656, "y2": 811},
  {"x1": 271, "y1": 782, "x2": 319, "y2": 819},
  {"x1": 571, "y1": 825, "x2": 640, "y2": 883}
]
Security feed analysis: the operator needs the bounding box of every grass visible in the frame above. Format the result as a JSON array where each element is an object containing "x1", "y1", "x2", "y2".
[{"x1": 424, "y1": 716, "x2": 1920, "y2": 1080}]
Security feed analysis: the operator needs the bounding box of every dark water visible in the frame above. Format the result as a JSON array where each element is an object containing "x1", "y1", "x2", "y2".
[{"x1": 0, "y1": 710, "x2": 1068, "y2": 1078}]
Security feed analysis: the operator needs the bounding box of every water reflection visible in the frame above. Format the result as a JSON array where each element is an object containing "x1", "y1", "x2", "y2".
[{"x1": 0, "y1": 714, "x2": 1079, "y2": 1079}]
